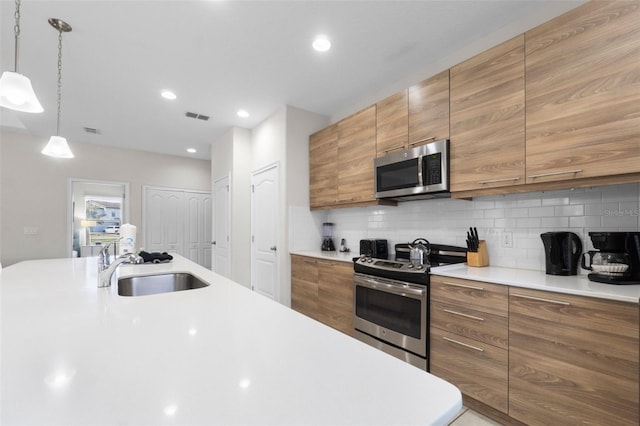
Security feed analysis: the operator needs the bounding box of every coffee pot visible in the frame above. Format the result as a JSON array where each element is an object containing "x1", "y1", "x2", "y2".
[
  {"x1": 540, "y1": 232, "x2": 582, "y2": 276},
  {"x1": 582, "y1": 232, "x2": 640, "y2": 284}
]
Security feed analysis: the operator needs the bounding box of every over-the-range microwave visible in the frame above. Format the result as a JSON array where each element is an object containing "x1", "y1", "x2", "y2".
[{"x1": 374, "y1": 139, "x2": 450, "y2": 200}]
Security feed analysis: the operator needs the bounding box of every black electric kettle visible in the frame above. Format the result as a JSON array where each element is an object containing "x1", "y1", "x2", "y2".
[{"x1": 540, "y1": 232, "x2": 582, "y2": 276}]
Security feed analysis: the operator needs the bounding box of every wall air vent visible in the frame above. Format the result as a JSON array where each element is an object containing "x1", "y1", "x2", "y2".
[
  {"x1": 83, "y1": 127, "x2": 100, "y2": 134},
  {"x1": 185, "y1": 112, "x2": 210, "y2": 121}
]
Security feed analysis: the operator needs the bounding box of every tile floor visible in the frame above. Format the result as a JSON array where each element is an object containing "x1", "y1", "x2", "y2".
[{"x1": 448, "y1": 406, "x2": 503, "y2": 426}]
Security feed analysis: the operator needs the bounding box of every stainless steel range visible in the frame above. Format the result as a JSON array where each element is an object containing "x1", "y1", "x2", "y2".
[{"x1": 353, "y1": 244, "x2": 466, "y2": 370}]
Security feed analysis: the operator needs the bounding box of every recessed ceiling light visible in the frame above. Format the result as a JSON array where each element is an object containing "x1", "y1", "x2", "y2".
[
  {"x1": 187, "y1": 148, "x2": 197, "y2": 153},
  {"x1": 237, "y1": 109, "x2": 249, "y2": 118},
  {"x1": 312, "y1": 35, "x2": 331, "y2": 52},
  {"x1": 161, "y1": 90, "x2": 176, "y2": 100}
]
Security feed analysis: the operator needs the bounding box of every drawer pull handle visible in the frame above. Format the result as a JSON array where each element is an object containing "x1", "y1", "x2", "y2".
[
  {"x1": 477, "y1": 177, "x2": 520, "y2": 184},
  {"x1": 442, "y1": 281, "x2": 484, "y2": 291},
  {"x1": 383, "y1": 144, "x2": 406, "y2": 153},
  {"x1": 408, "y1": 136, "x2": 436, "y2": 147},
  {"x1": 443, "y1": 336, "x2": 484, "y2": 352},
  {"x1": 512, "y1": 293, "x2": 570, "y2": 306},
  {"x1": 443, "y1": 309, "x2": 484, "y2": 321},
  {"x1": 527, "y1": 169, "x2": 583, "y2": 179}
]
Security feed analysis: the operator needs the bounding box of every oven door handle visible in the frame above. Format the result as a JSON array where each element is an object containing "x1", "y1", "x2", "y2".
[{"x1": 355, "y1": 275, "x2": 426, "y2": 297}]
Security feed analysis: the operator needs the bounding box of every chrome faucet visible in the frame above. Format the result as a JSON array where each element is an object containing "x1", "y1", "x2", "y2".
[{"x1": 97, "y1": 242, "x2": 143, "y2": 288}]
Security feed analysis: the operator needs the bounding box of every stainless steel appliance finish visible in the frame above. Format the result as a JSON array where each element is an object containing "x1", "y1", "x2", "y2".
[
  {"x1": 353, "y1": 272, "x2": 428, "y2": 369},
  {"x1": 353, "y1": 243, "x2": 467, "y2": 370},
  {"x1": 374, "y1": 139, "x2": 450, "y2": 200}
]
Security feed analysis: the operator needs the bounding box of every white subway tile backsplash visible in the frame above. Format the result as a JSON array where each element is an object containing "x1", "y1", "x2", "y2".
[{"x1": 312, "y1": 184, "x2": 640, "y2": 272}]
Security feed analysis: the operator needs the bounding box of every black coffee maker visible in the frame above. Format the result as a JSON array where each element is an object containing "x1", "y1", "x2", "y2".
[
  {"x1": 540, "y1": 232, "x2": 582, "y2": 276},
  {"x1": 582, "y1": 232, "x2": 640, "y2": 285}
]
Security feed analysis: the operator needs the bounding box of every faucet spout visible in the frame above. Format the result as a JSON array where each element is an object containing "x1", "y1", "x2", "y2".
[{"x1": 98, "y1": 251, "x2": 143, "y2": 288}]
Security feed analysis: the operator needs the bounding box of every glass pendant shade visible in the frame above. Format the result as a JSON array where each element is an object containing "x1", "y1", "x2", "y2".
[
  {"x1": 42, "y1": 135, "x2": 74, "y2": 158},
  {"x1": 0, "y1": 71, "x2": 44, "y2": 113}
]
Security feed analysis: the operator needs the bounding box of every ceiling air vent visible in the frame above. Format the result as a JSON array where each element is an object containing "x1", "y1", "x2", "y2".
[
  {"x1": 83, "y1": 127, "x2": 100, "y2": 134},
  {"x1": 185, "y1": 112, "x2": 210, "y2": 121}
]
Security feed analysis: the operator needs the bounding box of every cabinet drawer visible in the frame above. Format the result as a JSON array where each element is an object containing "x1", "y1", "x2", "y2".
[
  {"x1": 431, "y1": 300, "x2": 508, "y2": 350},
  {"x1": 509, "y1": 287, "x2": 639, "y2": 426},
  {"x1": 430, "y1": 275, "x2": 508, "y2": 316},
  {"x1": 431, "y1": 327, "x2": 508, "y2": 413}
]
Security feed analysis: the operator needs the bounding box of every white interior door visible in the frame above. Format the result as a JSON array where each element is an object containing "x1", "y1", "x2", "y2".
[
  {"x1": 251, "y1": 165, "x2": 279, "y2": 301},
  {"x1": 213, "y1": 176, "x2": 230, "y2": 278},
  {"x1": 145, "y1": 188, "x2": 184, "y2": 254},
  {"x1": 184, "y1": 192, "x2": 212, "y2": 269}
]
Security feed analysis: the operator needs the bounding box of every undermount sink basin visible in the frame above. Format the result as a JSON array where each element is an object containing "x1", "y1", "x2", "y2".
[{"x1": 118, "y1": 273, "x2": 209, "y2": 296}]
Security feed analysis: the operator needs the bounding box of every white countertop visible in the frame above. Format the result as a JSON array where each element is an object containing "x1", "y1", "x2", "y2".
[
  {"x1": 431, "y1": 263, "x2": 640, "y2": 304},
  {"x1": 290, "y1": 250, "x2": 357, "y2": 263},
  {"x1": 0, "y1": 255, "x2": 461, "y2": 425}
]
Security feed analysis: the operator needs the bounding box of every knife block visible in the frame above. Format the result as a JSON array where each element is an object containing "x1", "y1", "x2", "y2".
[{"x1": 467, "y1": 240, "x2": 489, "y2": 267}]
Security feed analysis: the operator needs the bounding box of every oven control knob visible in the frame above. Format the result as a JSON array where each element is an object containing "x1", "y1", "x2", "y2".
[
  {"x1": 416, "y1": 265, "x2": 423, "y2": 270},
  {"x1": 407, "y1": 264, "x2": 414, "y2": 269}
]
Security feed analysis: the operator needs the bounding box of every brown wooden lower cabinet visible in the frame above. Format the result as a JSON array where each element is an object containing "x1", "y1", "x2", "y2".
[
  {"x1": 430, "y1": 276, "x2": 640, "y2": 425},
  {"x1": 291, "y1": 255, "x2": 353, "y2": 336},
  {"x1": 509, "y1": 287, "x2": 639, "y2": 426}
]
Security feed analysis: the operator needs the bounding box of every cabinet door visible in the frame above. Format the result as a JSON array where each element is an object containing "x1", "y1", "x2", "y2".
[
  {"x1": 376, "y1": 90, "x2": 408, "y2": 157},
  {"x1": 337, "y1": 106, "x2": 377, "y2": 204},
  {"x1": 408, "y1": 70, "x2": 450, "y2": 145},
  {"x1": 450, "y1": 35, "x2": 525, "y2": 192},
  {"x1": 309, "y1": 124, "x2": 338, "y2": 208},
  {"x1": 525, "y1": 1, "x2": 640, "y2": 184},
  {"x1": 290, "y1": 255, "x2": 319, "y2": 320},
  {"x1": 509, "y1": 288, "x2": 639, "y2": 426},
  {"x1": 318, "y1": 261, "x2": 353, "y2": 336}
]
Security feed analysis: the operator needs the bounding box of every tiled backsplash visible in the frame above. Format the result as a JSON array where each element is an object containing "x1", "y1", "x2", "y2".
[{"x1": 290, "y1": 183, "x2": 640, "y2": 273}]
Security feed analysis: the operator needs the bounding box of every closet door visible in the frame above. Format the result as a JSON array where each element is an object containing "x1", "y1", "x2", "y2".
[{"x1": 145, "y1": 188, "x2": 184, "y2": 255}]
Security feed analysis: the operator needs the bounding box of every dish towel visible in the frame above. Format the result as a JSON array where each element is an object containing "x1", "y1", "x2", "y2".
[{"x1": 139, "y1": 251, "x2": 174, "y2": 264}]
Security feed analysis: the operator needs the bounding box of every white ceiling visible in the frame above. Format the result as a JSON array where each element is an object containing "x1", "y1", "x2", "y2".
[{"x1": 1, "y1": 0, "x2": 583, "y2": 160}]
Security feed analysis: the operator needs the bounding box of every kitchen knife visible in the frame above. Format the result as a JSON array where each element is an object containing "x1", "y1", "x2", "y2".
[{"x1": 473, "y1": 227, "x2": 479, "y2": 245}]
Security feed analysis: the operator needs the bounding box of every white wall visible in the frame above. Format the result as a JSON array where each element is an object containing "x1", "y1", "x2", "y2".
[
  {"x1": 251, "y1": 106, "x2": 328, "y2": 306},
  {"x1": 0, "y1": 130, "x2": 211, "y2": 267},
  {"x1": 290, "y1": 183, "x2": 640, "y2": 274},
  {"x1": 211, "y1": 126, "x2": 252, "y2": 287}
]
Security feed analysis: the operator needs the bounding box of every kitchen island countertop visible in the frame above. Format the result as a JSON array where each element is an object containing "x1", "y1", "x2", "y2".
[{"x1": 1, "y1": 255, "x2": 461, "y2": 425}]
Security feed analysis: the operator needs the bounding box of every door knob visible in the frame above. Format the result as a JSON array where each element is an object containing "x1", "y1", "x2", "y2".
[
  {"x1": 212, "y1": 241, "x2": 216, "y2": 245},
  {"x1": 270, "y1": 246, "x2": 277, "y2": 251}
]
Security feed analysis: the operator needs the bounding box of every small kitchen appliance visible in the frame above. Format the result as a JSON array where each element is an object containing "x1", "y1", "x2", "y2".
[
  {"x1": 321, "y1": 222, "x2": 335, "y2": 251},
  {"x1": 359, "y1": 239, "x2": 388, "y2": 259},
  {"x1": 374, "y1": 139, "x2": 450, "y2": 200},
  {"x1": 540, "y1": 231, "x2": 582, "y2": 275},
  {"x1": 581, "y1": 232, "x2": 640, "y2": 285}
]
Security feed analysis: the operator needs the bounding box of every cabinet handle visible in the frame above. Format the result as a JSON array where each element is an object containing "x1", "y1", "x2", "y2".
[
  {"x1": 443, "y1": 309, "x2": 485, "y2": 321},
  {"x1": 477, "y1": 177, "x2": 520, "y2": 184},
  {"x1": 511, "y1": 293, "x2": 570, "y2": 306},
  {"x1": 527, "y1": 169, "x2": 583, "y2": 179},
  {"x1": 383, "y1": 144, "x2": 406, "y2": 153},
  {"x1": 443, "y1": 336, "x2": 484, "y2": 352},
  {"x1": 442, "y1": 281, "x2": 484, "y2": 291},
  {"x1": 409, "y1": 136, "x2": 436, "y2": 147}
]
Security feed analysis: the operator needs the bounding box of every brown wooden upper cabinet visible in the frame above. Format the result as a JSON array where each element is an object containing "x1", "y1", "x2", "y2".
[
  {"x1": 309, "y1": 123, "x2": 338, "y2": 209},
  {"x1": 450, "y1": 35, "x2": 526, "y2": 193},
  {"x1": 337, "y1": 106, "x2": 377, "y2": 204},
  {"x1": 376, "y1": 70, "x2": 450, "y2": 157},
  {"x1": 525, "y1": 0, "x2": 640, "y2": 184}
]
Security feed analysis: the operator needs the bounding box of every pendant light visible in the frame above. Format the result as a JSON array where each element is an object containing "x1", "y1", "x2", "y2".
[
  {"x1": 42, "y1": 18, "x2": 73, "y2": 159},
  {"x1": 0, "y1": 0, "x2": 43, "y2": 113}
]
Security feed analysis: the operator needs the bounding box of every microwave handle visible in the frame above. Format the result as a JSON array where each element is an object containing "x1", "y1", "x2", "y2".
[{"x1": 417, "y1": 155, "x2": 424, "y2": 187}]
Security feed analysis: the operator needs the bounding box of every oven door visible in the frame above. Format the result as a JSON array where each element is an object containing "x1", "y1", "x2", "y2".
[{"x1": 353, "y1": 273, "x2": 427, "y2": 357}]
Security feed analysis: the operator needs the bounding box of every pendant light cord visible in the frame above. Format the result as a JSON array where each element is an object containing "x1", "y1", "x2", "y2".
[
  {"x1": 56, "y1": 28, "x2": 63, "y2": 136},
  {"x1": 13, "y1": 0, "x2": 21, "y2": 73}
]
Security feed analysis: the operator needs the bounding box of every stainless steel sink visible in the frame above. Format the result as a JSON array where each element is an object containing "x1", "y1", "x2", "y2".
[{"x1": 118, "y1": 273, "x2": 209, "y2": 296}]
